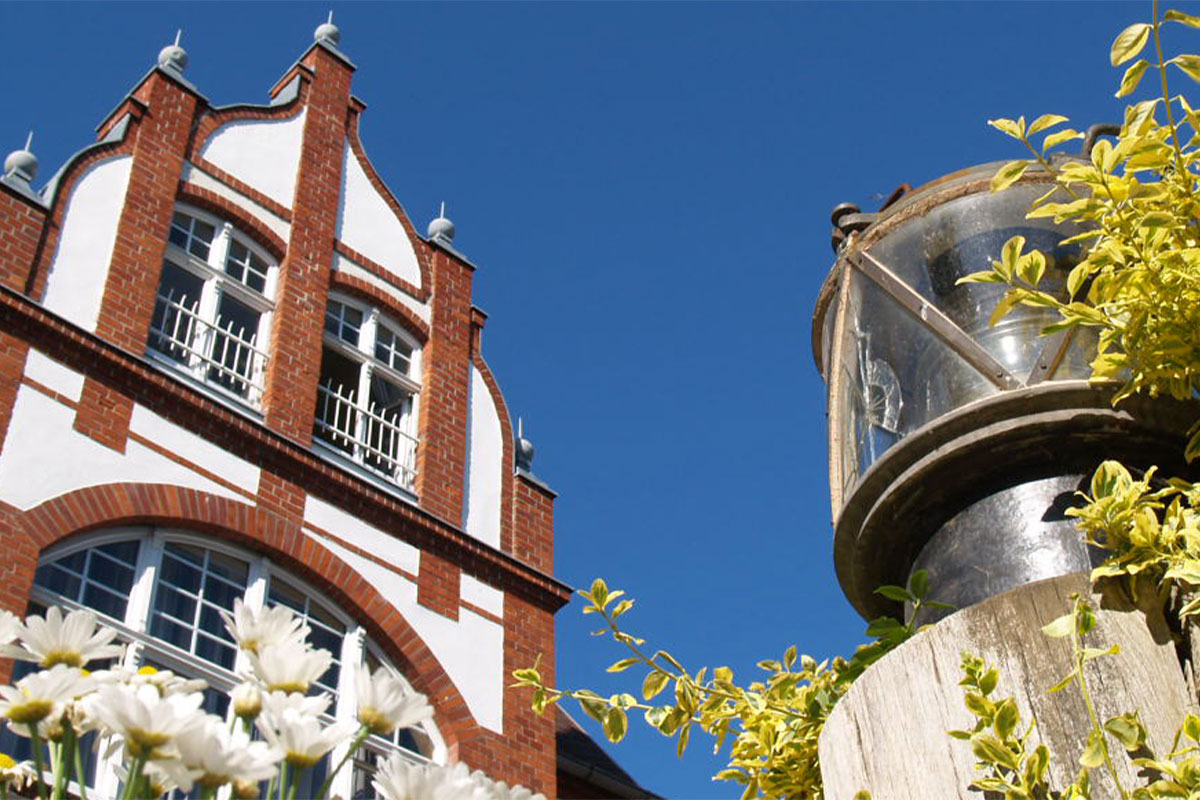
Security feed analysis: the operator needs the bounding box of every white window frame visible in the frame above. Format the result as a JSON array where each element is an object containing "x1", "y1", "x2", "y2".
[
  {"x1": 314, "y1": 295, "x2": 422, "y2": 491},
  {"x1": 148, "y1": 206, "x2": 278, "y2": 409},
  {"x1": 25, "y1": 528, "x2": 445, "y2": 800}
]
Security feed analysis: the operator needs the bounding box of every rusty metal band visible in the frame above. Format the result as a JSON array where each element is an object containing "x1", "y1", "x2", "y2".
[{"x1": 853, "y1": 249, "x2": 1023, "y2": 392}]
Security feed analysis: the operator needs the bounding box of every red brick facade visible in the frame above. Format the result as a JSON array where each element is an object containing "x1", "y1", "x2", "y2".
[{"x1": 0, "y1": 32, "x2": 569, "y2": 797}]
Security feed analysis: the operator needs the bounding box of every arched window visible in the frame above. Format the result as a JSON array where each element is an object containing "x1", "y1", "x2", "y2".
[
  {"x1": 314, "y1": 296, "x2": 421, "y2": 491},
  {"x1": 148, "y1": 207, "x2": 277, "y2": 407},
  {"x1": 16, "y1": 528, "x2": 442, "y2": 798}
]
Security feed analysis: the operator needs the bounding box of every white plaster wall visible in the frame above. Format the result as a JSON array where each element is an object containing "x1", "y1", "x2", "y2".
[
  {"x1": 463, "y1": 366, "x2": 502, "y2": 549},
  {"x1": 129, "y1": 404, "x2": 260, "y2": 495},
  {"x1": 302, "y1": 495, "x2": 420, "y2": 575},
  {"x1": 43, "y1": 156, "x2": 133, "y2": 333},
  {"x1": 197, "y1": 111, "x2": 306, "y2": 209},
  {"x1": 182, "y1": 164, "x2": 291, "y2": 244},
  {"x1": 24, "y1": 350, "x2": 84, "y2": 403},
  {"x1": 331, "y1": 253, "x2": 430, "y2": 323},
  {"x1": 0, "y1": 386, "x2": 247, "y2": 510},
  {"x1": 309, "y1": 531, "x2": 505, "y2": 733},
  {"x1": 460, "y1": 574, "x2": 504, "y2": 618},
  {"x1": 336, "y1": 145, "x2": 422, "y2": 289}
]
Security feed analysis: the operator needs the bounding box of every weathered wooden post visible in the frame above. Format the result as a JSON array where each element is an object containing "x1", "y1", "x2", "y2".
[{"x1": 811, "y1": 163, "x2": 1199, "y2": 799}]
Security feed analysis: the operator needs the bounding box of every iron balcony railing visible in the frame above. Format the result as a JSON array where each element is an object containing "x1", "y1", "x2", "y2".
[
  {"x1": 314, "y1": 382, "x2": 418, "y2": 491},
  {"x1": 148, "y1": 291, "x2": 269, "y2": 403}
]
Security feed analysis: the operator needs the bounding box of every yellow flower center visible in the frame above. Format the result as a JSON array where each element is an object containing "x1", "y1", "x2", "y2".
[
  {"x1": 285, "y1": 752, "x2": 322, "y2": 769},
  {"x1": 40, "y1": 651, "x2": 83, "y2": 669},
  {"x1": 268, "y1": 682, "x2": 308, "y2": 695},
  {"x1": 126, "y1": 730, "x2": 172, "y2": 759},
  {"x1": 0, "y1": 753, "x2": 16, "y2": 769},
  {"x1": 359, "y1": 707, "x2": 395, "y2": 736},
  {"x1": 7, "y1": 700, "x2": 53, "y2": 725},
  {"x1": 138, "y1": 666, "x2": 158, "y2": 676}
]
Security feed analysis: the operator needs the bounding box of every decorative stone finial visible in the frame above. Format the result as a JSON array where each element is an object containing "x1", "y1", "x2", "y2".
[
  {"x1": 315, "y1": 11, "x2": 341, "y2": 47},
  {"x1": 4, "y1": 132, "x2": 38, "y2": 182},
  {"x1": 427, "y1": 202, "x2": 455, "y2": 243},
  {"x1": 158, "y1": 30, "x2": 188, "y2": 74},
  {"x1": 515, "y1": 418, "x2": 535, "y2": 472}
]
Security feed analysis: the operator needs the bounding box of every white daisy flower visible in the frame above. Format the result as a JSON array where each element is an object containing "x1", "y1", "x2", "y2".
[
  {"x1": 0, "y1": 664, "x2": 92, "y2": 728},
  {"x1": 91, "y1": 664, "x2": 207, "y2": 697},
  {"x1": 221, "y1": 599, "x2": 310, "y2": 655},
  {"x1": 231, "y1": 682, "x2": 263, "y2": 720},
  {"x1": 247, "y1": 640, "x2": 332, "y2": 695},
  {"x1": 85, "y1": 681, "x2": 205, "y2": 759},
  {"x1": 0, "y1": 607, "x2": 122, "y2": 668},
  {"x1": 259, "y1": 689, "x2": 331, "y2": 719},
  {"x1": 174, "y1": 714, "x2": 281, "y2": 790},
  {"x1": 372, "y1": 758, "x2": 482, "y2": 800},
  {"x1": 0, "y1": 752, "x2": 36, "y2": 790},
  {"x1": 354, "y1": 664, "x2": 433, "y2": 736},
  {"x1": 255, "y1": 708, "x2": 356, "y2": 769}
]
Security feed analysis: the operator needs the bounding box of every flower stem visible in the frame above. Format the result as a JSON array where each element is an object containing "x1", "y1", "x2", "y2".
[
  {"x1": 315, "y1": 726, "x2": 369, "y2": 800},
  {"x1": 67, "y1": 727, "x2": 87, "y2": 800},
  {"x1": 27, "y1": 725, "x2": 47, "y2": 800},
  {"x1": 277, "y1": 761, "x2": 288, "y2": 800},
  {"x1": 118, "y1": 756, "x2": 145, "y2": 800}
]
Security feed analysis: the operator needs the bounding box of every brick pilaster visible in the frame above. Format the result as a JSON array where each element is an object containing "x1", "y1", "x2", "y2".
[
  {"x1": 78, "y1": 69, "x2": 201, "y2": 451},
  {"x1": 417, "y1": 549, "x2": 460, "y2": 620},
  {"x1": 260, "y1": 45, "x2": 352, "y2": 444},
  {"x1": 0, "y1": 186, "x2": 46, "y2": 293},
  {"x1": 416, "y1": 248, "x2": 474, "y2": 525},
  {"x1": 512, "y1": 474, "x2": 554, "y2": 575}
]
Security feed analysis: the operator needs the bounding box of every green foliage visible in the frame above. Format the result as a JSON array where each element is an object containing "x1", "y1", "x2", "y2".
[
  {"x1": 512, "y1": 572, "x2": 942, "y2": 800},
  {"x1": 963, "y1": 5, "x2": 1200, "y2": 460}
]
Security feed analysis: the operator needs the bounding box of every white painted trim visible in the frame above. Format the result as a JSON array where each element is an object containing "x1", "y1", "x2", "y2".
[
  {"x1": 23, "y1": 349, "x2": 84, "y2": 402},
  {"x1": 332, "y1": 252, "x2": 431, "y2": 323},
  {"x1": 181, "y1": 162, "x2": 291, "y2": 244}
]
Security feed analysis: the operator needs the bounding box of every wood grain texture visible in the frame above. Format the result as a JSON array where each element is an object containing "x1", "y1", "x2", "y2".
[{"x1": 819, "y1": 572, "x2": 1195, "y2": 800}]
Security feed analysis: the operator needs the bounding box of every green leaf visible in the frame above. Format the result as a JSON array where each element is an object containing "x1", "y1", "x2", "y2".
[
  {"x1": 874, "y1": 585, "x2": 913, "y2": 603},
  {"x1": 1048, "y1": 670, "x2": 1077, "y2": 693},
  {"x1": 604, "y1": 707, "x2": 628, "y2": 742},
  {"x1": 1186, "y1": 428, "x2": 1200, "y2": 463},
  {"x1": 972, "y1": 734, "x2": 1020, "y2": 771},
  {"x1": 1043, "y1": 128, "x2": 1086, "y2": 149},
  {"x1": 1184, "y1": 714, "x2": 1200, "y2": 742},
  {"x1": 1116, "y1": 59, "x2": 1150, "y2": 98},
  {"x1": 908, "y1": 569, "x2": 930, "y2": 600},
  {"x1": 1140, "y1": 211, "x2": 1175, "y2": 229},
  {"x1": 607, "y1": 657, "x2": 640, "y2": 673},
  {"x1": 991, "y1": 160, "x2": 1030, "y2": 192},
  {"x1": 1042, "y1": 612, "x2": 1075, "y2": 638},
  {"x1": 994, "y1": 698, "x2": 1019, "y2": 740},
  {"x1": 1172, "y1": 53, "x2": 1200, "y2": 83},
  {"x1": 676, "y1": 721, "x2": 691, "y2": 757},
  {"x1": 1111, "y1": 22, "x2": 1151, "y2": 66},
  {"x1": 1166, "y1": 9, "x2": 1200, "y2": 28},
  {"x1": 989, "y1": 117, "x2": 1026, "y2": 140},
  {"x1": 979, "y1": 668, "x2": 1000, "y2": 697},
  {"x1": 1067, "y1": 263, "x2": 1091, "y2": 298},
  {"x1": 1028, "y1": 114, "x2": 1068, "y2": 136},
  {"x1": 1104, "y1": 713, "x2": 1146, "y2": 751},
  {"x1": 589, "y1": 578, "x2": 609, "y2": 609},
  {"x1": 1080, "y1": 729, "x2": 1106, "y2": 768}
]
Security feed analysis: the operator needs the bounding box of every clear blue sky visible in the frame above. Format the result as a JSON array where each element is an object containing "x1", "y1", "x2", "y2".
[{"x1": 0, "y1": 2, "x2": 1189, "y2": 798}]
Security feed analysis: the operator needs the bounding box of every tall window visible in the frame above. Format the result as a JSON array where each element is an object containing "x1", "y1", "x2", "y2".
[
  {"x1": 314, "y1": 297, "x2": 421, "y2": 491},
  {"x1": 149, "y1": 208, "x2": 276, "y2": 406},
  {"x1": 21, "y1": 529, "x2": 441, "y2": 799}
]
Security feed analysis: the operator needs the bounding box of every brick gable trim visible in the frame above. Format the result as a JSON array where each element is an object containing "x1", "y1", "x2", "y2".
[
  {"x1": 175, "y1": 185, "x2": 289, "y2": 261},
  {"x1": 344, "y1": 111, "x2": 433, "y2": 294}
]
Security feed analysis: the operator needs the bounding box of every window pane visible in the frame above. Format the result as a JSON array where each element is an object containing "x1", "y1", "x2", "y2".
[
  {"x1": 98, "y1": 540, "x2": 140, "y2": 566},
  {"x1": 315, "y1": 348, "x2": 362, "y2": 455},
  {"x1": 208, "y1": 295, "x2": 262, "y2": 396},
  {"x1": 325, "y1": 301, "x2": 362, "y2": 346},
  {"x1": 151, "y1": 263, "x2": 206, "y2": 365},
  {"x1": 35, "y1": 563, "x2": 81, "y2": 599},
  {"x1": 154, "y1": 584, "x2": 197, "y2": 624},
  {"x1": 81, "y1": 582, "x2": 128, "y2": 621},
  {"x1": 194, "y1": 632, "x2": 237, "y2": 670},
  {"x1": 374, "y1": 327, "x2": 412, "y2": 375},
  {"x1": 206, "y1": 549, "x2": 250, "y2": 587},
  {"x1": 150, "y1": 614, "x2": 192, "y2": 651},
  {"x1": 189, "y1": 220, "x2": 216, "y2": 259},
  {"x1": 160, "y1": 549, "x2": 203, "y2": 594},
  {"x1": 225, "y1": 240, "x2": 269, "y2": 294}
]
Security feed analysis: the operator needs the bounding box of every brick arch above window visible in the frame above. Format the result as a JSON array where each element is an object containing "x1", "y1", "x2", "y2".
[
  {"x1": 175, "y1": 186, "x2": 288, "y2": 262},
  {"x1": 328, "y1": 271, "x2": 430, "y2": 344},
  {"x1": 11, "y1": 482, "x2": 483, "y2": 756}
]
